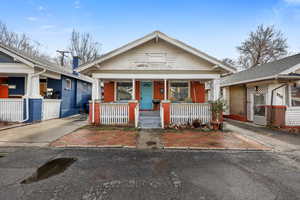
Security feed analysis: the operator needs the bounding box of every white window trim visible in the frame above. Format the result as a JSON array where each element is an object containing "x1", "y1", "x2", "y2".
[
  {"x1": 168, "y1": 80, "x2": 190, "y2": 101},
  {"x1": 115, "y1": 80, "x2": 133, "y2": 102},
  {"x1": 65, "y1": 78, "x2": 72, "y2": 90}
]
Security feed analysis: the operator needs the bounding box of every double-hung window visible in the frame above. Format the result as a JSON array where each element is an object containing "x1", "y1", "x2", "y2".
[
  {"x1": 116, "y1": 82, "x2": 132, "y2": 101},
  {"x1": 169, "y1": 81, "x2": 189, "y2": 102}
]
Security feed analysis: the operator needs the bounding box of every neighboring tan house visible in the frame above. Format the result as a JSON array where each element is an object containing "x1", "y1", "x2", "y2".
[
  {"x1": 77, "y1": 31, "x2": 236, "y2": 128},
  {"x1": 221, "y1": 54, "x2": 300, "y2": 128},
  {"x1": 0, "y1": 43, "x2": 92, "y2": 123}
]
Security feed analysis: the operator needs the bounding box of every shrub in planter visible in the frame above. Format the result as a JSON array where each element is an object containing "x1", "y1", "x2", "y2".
[{"x1": 209, "y1": 98, "x2": 227, "y2": 130}]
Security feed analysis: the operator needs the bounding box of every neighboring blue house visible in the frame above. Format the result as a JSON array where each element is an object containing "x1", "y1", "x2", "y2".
[{"x1": 0, "y1": 43, "x2": 92, "y2": 123}]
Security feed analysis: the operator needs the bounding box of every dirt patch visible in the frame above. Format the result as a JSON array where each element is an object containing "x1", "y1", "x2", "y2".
[
  {"x1": 51, "y1": 128, "x2": 137, "y2": 147},
  {"x1": 161, "y1": 130, "x2": 268, "y2": 150}
]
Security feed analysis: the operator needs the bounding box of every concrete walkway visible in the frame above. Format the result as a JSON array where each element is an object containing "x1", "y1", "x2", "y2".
[
  {"x1": 0, "y1": 115, "x2": 87, "y2": 147},
  {"x1": 225, "y1": 119, "x2": 300, "y2": 152}
]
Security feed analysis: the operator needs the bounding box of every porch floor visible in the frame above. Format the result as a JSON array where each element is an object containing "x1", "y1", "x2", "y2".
[{"x1": 139, "y1": 111, "x2": 161, "y2": 129}]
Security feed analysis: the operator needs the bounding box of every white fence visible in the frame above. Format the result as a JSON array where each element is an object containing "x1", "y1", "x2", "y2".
[
  {"x1": 160, "y1": 104, "x2": 164, "y2": 128},
  {"x1": 285, "y1": 107, "x2": 300, "y2": 126},
  {"x1": 135, "y1": 103, "x2": 139, "y2": 128},
  {"x1": 0, "y1": 98, "x2": 24, "y2": 122},
  {"x1": 100, "y1": 103, "x2": 129, "y2": 125},
  {"x1": 170, "y1": 103, "x2": 211, "y2": 125},
  {"x1": 42, "y1": 99, "x2": 61, "y2": 120}
]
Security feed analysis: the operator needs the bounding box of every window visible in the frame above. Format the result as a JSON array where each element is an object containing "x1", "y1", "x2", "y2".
[
  {"x1": 117, "y1": 82, "x2": 132, "y2": 101},
  {"x1": 291, "y1": 82, "x2": 300, "y2": 106},
  {"x1": 65, "y1": 79, "x2": 72, "y2": 90},
  {"x1": 169, "y1": 81, "x2": 189, "y2": 102}
]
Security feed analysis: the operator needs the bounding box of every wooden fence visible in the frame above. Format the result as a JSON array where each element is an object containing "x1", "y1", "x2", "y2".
[
  {"x1": 0, "y1": 98, "x2": 24, "y2": 122},
  {"x1": 170, "y1": 103, "x2": 211, "y2": 125},
  {"x1": 100, "y1": 103, "x2": 129, "y2": 125}
]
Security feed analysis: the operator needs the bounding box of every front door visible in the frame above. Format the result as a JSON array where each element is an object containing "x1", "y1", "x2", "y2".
[
  {"x1": 140, "y1": 82, "x2": 153, "y2": 110},
  {"x1": 253, "y1": 93, "x2": 267, "y2": 126}
]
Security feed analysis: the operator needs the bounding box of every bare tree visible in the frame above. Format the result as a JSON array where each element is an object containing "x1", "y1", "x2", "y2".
[
  {"x1": 68, "y1": 29, "x2": 100, "y2": 64},
  {"x1": 237, "y1": 25, "x2": 288, "y2": 69},
  {"x1": 0, "y1": 20, "x2": 42, "y2": 57}
]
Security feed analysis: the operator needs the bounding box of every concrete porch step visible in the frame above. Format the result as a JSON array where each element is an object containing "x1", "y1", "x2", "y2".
[{"x1": 139, "y1": 111, "x2": 162, "y2": 129}]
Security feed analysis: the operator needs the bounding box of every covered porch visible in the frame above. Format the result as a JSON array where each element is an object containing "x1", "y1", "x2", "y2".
[
  {"x1": 89, "y1": 73, "x2": 220, "y2": 128},
  {"x1": 0, "y1": 71, "x2": 61, "y2": 122}
]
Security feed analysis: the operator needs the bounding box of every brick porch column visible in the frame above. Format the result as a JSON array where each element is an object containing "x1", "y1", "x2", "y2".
[
  {"x1": 128, "y1": 100, "x2": 138, "y2": 125},
  {"x1": 89, "y1": 100, "x2": 100, "y2": 125},
  {"x1": 161, "y1": 100, "x2": 171, "y2": 127}
]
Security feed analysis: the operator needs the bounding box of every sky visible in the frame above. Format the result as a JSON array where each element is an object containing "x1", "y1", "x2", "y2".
[{"x1": 0, "y1": 0, "x2": 300, "y2": 60}]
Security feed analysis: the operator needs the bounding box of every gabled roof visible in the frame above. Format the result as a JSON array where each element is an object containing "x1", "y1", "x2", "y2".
[
  {"x1": 77, "y1": 30, "x2": 236, "y2": 73},
  {"x1": 221, "y1": 53, "x2": 300, "y2": 87},
  {"x1": 0, "y1": 43, "x2": 92, "y2": 83}
]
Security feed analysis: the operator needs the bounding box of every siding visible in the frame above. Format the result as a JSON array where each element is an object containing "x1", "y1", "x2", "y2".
[
  {"x1": 230, "y1": 85, "x2": 246, "y2": 117},
  {"x1": 0, "y1": 52, "x2": 14, "y2": 63},
  {"x1": 76, "y1": 80, "x2": 92, "y2": 112},
  {"x1": 8, "y1": 77, "x2": 25, "y2": 96},
  {"x1": 60, "y1": 76, "x2": 77, "y2": 117}
]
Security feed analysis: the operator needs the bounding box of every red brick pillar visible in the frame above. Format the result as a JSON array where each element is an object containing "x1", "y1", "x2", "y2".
[
  {"x1": 161, "y1": 100, "x2": 171, "y2": 128},
  {"x1": 128, "y1": 100, "x2": 138, "y2": 125},
  {"x1": 89, "y1": 100, "x2": 100, "y2": 125}
]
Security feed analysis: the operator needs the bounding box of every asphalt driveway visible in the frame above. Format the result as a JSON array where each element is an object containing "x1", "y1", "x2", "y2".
[
  {"x1": 0, "y1": 148, "x2": 299, "y2": 200},
  {"x1": 0, "y1": 115, "x2": 87, "y2": 147}
]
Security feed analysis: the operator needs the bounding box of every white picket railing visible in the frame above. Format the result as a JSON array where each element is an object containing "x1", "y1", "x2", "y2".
[
  {"x1": 170, "y1": 103, "x2": 211, "y2": 125},
  {"x1": 285, "y1": 107, "x2": 300, "y2": 126},
  {"x1": 100, "y1": 103, "x2": 129, "y2": 125},
  {"x1": 160, "y1": 104, "x2": 164, "y2": 128},
  {"x1": 135, "y1": 103, "x2": 139, "y2": 128},
  {"x1": 0, "y1": 98, "x2": 24, "y2": 122},
  {"x1": 42, "y1": 99, "x2": 61, "y2": 120}
]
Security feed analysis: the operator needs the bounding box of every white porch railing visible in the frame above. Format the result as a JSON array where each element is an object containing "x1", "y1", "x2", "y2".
[
  {"x1": 135, "y1": 103, "x2": 139, "y2": 128},
  {"x1": 0, "y1": 98, "x2": 24, "y2": 122},
  {"x1": 160, "y1": 103, "x2": 164, "y2": 128},
  {"x1": 285, "y1": 107, "x2": 300, "y2": 126},
  {"x1": 100, "y1": 103, "x2": 129, "y2": 125},
  {"x1": 170, "y1": 103, "x2": 211, "y2": 125},
  {"x1": 42, "y1": 99, "x2": 61, "y2": 120}
]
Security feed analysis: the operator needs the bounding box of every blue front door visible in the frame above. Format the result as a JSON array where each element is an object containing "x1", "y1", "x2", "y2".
[{"x1": 140, "y1": 82, "x2": 153, "y2": 110}]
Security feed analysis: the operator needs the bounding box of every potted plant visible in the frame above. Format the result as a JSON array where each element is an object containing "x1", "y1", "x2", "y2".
[{"x1": 210, "y1": 98, "x2": 227, "y2": 130}]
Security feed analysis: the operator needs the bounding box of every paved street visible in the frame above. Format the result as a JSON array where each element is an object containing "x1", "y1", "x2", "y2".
[{"x1": 0, "y1": 148, "x2": 300, "y2": 200}]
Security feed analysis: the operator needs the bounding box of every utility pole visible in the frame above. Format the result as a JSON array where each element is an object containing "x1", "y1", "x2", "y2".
[{"x1": 56, "y1": 50, "x2": 71, "y2": 67}]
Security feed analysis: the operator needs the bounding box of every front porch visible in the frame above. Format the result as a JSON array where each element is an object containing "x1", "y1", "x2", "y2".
[
  {"x1": 89, "y1": 74, "x2": 220, "y2": 128},
  {"x1": 0, "y1": 73, "x2": 61, "y2": 123}
]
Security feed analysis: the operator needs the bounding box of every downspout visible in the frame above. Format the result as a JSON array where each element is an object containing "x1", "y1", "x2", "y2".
[
  {"x1": 21, "y1": 68, "x2": 46, "y2": 122},
  {"x1": 270, "y1": 82, "x2": 288, "y2": 126}
]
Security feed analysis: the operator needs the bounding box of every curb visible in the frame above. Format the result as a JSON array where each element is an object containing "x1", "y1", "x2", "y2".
[{"x1": 51, "y1": 145, "x2": 270, "y2": 151}]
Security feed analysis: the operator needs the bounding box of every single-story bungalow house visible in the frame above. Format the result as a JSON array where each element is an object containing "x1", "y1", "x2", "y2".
[
  {"x1": 76, "y1": 31, "x2": 236, "y2": 128},
  {"x1": 221, "y1": 54, "x2": 300, "y2": 128},
  {"x1": 0, "y1": 43, "x2": 92, "y2": 123}
]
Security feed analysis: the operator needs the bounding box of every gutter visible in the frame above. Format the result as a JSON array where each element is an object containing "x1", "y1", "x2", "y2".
[{"x1": 21, "y1": 68, "x2": 46, "y2": 122}]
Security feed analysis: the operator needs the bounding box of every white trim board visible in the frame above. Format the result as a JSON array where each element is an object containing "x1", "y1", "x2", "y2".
[{"x1": 92, "y1": 73, "x2": 220, "y2": 80}]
